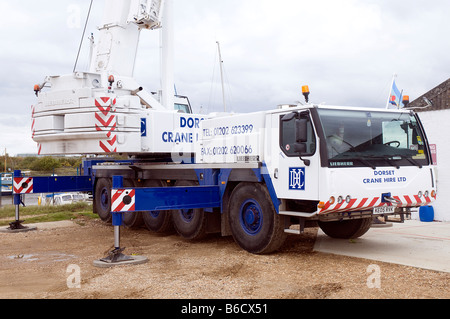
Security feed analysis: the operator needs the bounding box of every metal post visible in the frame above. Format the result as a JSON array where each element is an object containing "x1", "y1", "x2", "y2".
[
  {"x1": 1, "y1": 170, "x2": 37, "y2": 233},
  {"x1": 107, "y1": 176, "x2": 128, "y2": 259},
  {"x1": 161, "y1": 0, "x2": 175, "y2": 110},
  {"x1": 217, "y1": 41, "x2": 227, "y2": 113},
  {"x1": 112, "y1": 175, "x2": 124, "y2": 249},
  {"x1": 94, "y1": 175, "x2": 147, "y2": 267},
  {"x1": 15, "y1": 205, "x2": 20, "y2": 223},
  {"x1": 11, "y1": 170, "x2": 24, "y2": 230}
]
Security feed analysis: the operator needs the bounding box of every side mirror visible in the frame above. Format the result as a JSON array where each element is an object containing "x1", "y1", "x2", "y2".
[
  {"x1": 293, "y1": 143, "x2": 307, "y2": 153},
  {"x1": 282, "y1": 112, "x2": 297, "y2": 122},
  {"x1": 295, "y1": 119, "x2": 311, "y2": 166},
  {"x1": 296, "y1": 119, "x2": 308, "y2": 143}
]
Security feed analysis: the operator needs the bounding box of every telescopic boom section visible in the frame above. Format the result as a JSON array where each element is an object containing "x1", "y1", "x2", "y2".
[{"x1": 90, "y1": 0, "x2": 168, "y2": 81}]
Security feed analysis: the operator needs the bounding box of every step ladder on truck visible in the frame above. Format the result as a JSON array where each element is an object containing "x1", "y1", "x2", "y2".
[{"x1": 13, "y1": 0, "x2": 436, "y2": 264}]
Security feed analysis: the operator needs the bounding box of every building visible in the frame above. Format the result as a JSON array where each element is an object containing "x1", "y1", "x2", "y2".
[{"x1": 411, "y1": 78, "x2": 450, "y2": 221}]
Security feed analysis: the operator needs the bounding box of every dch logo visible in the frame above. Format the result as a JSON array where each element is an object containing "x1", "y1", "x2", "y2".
[{"x1": 289, "y1": 168, "x2": 305, "y2": 190}]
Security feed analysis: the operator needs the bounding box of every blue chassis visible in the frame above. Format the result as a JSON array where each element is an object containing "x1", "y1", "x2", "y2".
[{"x1": 13, "y1": 160, "x2": 280, "y2": 227}]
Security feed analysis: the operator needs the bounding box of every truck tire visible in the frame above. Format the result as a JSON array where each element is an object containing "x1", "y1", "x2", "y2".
[
  {"x1": 229, "y1": 183, "x2": 287, "y2": 254},
  {"x1": 94, "y1": 178, "x2": 112, "y2": 223},
  {"x1": 172, "y1": 180, "x2": 207, "y2": 240},
  {"x1": 142, "y1": 180, "x2": 173, "y2": 233},
  {"x1": 318, "y1": 217, "x2": 373, "y2": 239},
  {"x1": 122, "y1": 179, "x2": 144, "y2": 229}
]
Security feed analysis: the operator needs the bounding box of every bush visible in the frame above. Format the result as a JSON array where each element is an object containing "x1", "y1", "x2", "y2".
[{"x1": 30, "y1": 157, "x2": 62, "y2": 171}]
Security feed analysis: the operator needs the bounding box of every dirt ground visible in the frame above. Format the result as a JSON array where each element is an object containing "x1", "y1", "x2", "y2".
[{"x1": 0, "y1": 217, "x2": 449, "y2": 300}]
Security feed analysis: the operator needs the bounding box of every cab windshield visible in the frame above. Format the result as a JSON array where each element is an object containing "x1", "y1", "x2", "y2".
[
  {"x1": 175, "y1": 103, "x2": 191, "y2": 114},
  {"x1": 317, "y1": 109, "x2": 429, "y2": 168}
]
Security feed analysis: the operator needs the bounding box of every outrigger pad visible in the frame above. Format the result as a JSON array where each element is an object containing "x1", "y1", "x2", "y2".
[
  {"x1": 9, "y1": 220, "x2": 27, "y2": 230},
  {"x1": 93, "y1": 247, "x2": 148, "y2": 268}
]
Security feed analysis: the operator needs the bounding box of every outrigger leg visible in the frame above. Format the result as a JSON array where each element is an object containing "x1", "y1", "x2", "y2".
[
  {"x1": 9, "y1": 200, "x2": 26, "y2": 230},
  {"x1": 1, "y1": 170, "x2": 37, "y2": 233},
  {"x1": 93, "y1": 176, "x2": 148, "y2": 268}
]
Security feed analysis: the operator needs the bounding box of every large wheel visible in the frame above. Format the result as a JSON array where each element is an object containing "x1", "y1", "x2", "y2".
[
  {"x1": 171, "y1": 180, "x2": 207, "y2": 240},
  {"x1": 318, "y1": 218, "x2": 373, "y2": 239},
  {"x1": 142, "y1": 180, "x2": 173, "y2": 233},
  {"x1": 94, "y1": 178, "x2": 112, "y2": 223},
  {"x1": 122, "y1": 179, "x2": 144, "y2": 229},
  {"x1": 229, "y1": 183, "x2": 287, "y2": 254}
]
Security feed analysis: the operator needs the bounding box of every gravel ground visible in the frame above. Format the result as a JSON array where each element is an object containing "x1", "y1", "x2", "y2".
[{"x1": 0, "y1": 218, "x2": 449, "y2": 299}]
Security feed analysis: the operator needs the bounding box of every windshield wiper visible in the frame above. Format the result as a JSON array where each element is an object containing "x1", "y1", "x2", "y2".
[
  {"x1": 393, "y1": 155, "x2": 423, "y2": 168},
  {"x1": 362, "y1": 155, "x2": 400, "y2": 169},
  {"x1": 333, "y1": 154, "x2": 377, "y2": 169},
  {"x1": 355, "y1": 158, "x2": 377, "y2": 170}
]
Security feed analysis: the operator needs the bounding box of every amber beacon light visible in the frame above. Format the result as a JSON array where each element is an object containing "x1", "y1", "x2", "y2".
[{"x1": 302, "y1": 85, "x2": 310, "y2": 103}]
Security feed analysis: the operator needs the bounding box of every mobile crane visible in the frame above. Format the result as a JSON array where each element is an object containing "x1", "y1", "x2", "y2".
[{"x1": 13, "y1": 0, "x2": 436, "y2": 264}]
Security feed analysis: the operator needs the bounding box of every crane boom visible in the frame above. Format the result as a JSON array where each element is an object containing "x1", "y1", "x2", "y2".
[
  {"x1": 90, "y1": 0, "x2": 166, "y2": 79},
  {"x1": 130, "y1": 0, "x2": 165, "y2": 29}
]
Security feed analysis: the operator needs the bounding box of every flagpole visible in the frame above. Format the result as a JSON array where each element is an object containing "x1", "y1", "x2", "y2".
[{"x1": 386, "y1": 74, "x2": 397, "y2": 109}]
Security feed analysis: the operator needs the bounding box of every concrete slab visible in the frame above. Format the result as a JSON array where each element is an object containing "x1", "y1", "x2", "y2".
[{"x1": 314, "y1": 220, "x2": 450, "y2": 273}]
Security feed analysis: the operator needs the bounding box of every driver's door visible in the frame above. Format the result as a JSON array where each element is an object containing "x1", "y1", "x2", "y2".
[{"x1": 266, "y1": 111, "x2": 320, "y2": 202}]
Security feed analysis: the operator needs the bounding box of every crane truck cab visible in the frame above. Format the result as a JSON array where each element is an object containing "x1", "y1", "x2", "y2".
[
  {"x1": 272, "y1": 105, "x2": 435, "y2": 227},
  {"x1": 194, "y1": 104, "x2": 436, "y2": 252}
]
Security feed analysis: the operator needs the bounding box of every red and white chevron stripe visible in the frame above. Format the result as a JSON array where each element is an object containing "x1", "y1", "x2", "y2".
[
  {"x1": 392, "y1": 195, "x2": 433, "y2": 208},
  {"x1": 95, "y1": 97, "x2": 117, "y2": 153},
  {"x1": 31, "y1": 118, "x2": 36, "y2": 138},
  {"x1": 319, "y1": 194, "x2": 434, "y2": 215},
  {"x1": 112, "y1": 189, "x2": 136, "y2": 213},
  {"x1": 95, "y1": 97, "x2": 117, "y2": 115},
  {"x1": 13, "y1": 177, "x2": 34, "y2": 194},
  {"x1": 31, "y1": 105, "x2": 36, "y2": 139},
  {"x1": 31, "y1": 105, "x2": 41, "y2": 154}
]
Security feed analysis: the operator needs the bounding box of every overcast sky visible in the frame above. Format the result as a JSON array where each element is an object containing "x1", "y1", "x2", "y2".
[{"x1": 0, "y1": 0, "x2": 449, "y2": 156}]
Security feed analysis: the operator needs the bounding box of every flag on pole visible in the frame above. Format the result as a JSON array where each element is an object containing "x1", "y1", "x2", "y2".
[{"x1": 389, "y1": 80, "x2": 403, "y2": 108}]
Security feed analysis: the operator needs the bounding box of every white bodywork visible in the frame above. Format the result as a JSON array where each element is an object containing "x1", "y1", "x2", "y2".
[
  {"x1": 197, "y1": 105, "x2": 437, "y2": 216},
  {"x1": 32, "y1": 0, "x2": 184, "y2": 156}
]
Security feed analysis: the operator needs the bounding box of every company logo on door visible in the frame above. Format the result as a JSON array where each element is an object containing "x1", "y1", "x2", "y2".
[{"x1": 289, "y1": 168, "x2": 305, "y2": 190}]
